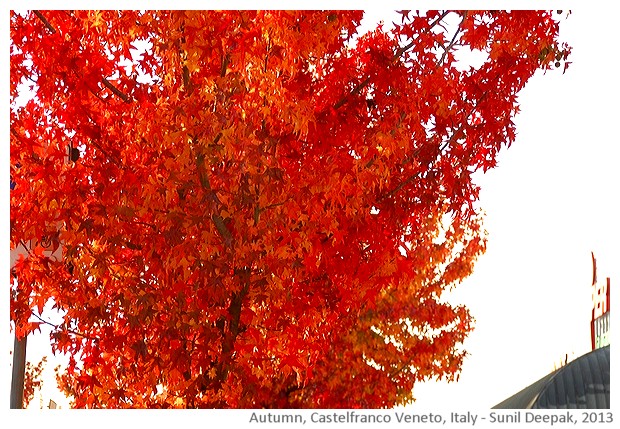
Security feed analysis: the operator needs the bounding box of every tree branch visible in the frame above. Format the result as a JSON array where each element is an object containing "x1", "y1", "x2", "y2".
[
  {"x1": 31, "y1": 312, "x2": 99, "y2": 342},
  {"x1": 216, "y1": 268, "x2": 251, "y2": 383},
  {"x1": 33, "y1": 10, "x2": 56, "y2": 34},
  {"x1": 10, "y1": 126, "x2": 22, "y2": 141},
  {"x1": 194, "y1": 140, "x2": 235, "y2": 249},
  {"x1": 334, "y1": 76, "x2": 371, "y2": 110},
  {"x1": 437, "y1": 14, "x2": 466, "y2": 66},
  {"x1": 254, "y1": 198, "x2": 292, "y2": 224},
  {"x1": 378, "y1": 88, "x2": 491, "y2": 202},
  {"x1": 333, "y1": 11, "x2": 451, "y2": 110},
  {"x1": 79, "y1": 111, "x2": 125, "y2": 168},
  {"x1": 101, "y1": 78, "x2": 132, "y2": 103},
  {"x1": 392, "y1": 11, "x2": 452, "y2": 61},
  {"x1": 33, "y1": 11, "x2": 132, "y2": 103}
]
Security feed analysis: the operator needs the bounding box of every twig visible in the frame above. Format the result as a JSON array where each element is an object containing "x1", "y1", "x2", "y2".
[
  {"x1": 392, "y1": 11, "x2": 452, "y2": 61},
  {"x1": 437, "y1": 14, "x2": 466, "y2": 66},
  {"x1": 31, "y1": 312, "x2": 99, "y2": 341}
]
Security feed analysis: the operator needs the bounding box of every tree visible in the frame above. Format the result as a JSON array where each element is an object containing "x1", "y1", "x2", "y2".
[
  {"x1": 10, "y1": 10, "x2": 570, "y2": 408},
  {"x1": 22, "y1": 356, "x2": 47, "y2": 408}
]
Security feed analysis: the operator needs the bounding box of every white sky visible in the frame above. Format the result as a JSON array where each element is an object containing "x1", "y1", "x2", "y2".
[{"x1": 3, "y1": 2, "x2": 618, "y2": 425}]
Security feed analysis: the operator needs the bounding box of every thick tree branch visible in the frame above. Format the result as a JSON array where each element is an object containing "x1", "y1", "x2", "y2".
[
  {"x1": 33, "y1": 10, "x2": 56, "y2": 34},
  {"x1": 10, "y1": 126, "x2": 23, "y2": 141},
  {"x1": 194, "y1": 140, "x2": 235, "y2": 249},
  {"x1": 101, "y1": 78, "x2": 132, "y2": 103},
  {"x1": 216, "y1": 268, "x2": 251, "y2": 383},
  {"x1": 221, "y1": 53, "x2": 230, "y2": 77}
]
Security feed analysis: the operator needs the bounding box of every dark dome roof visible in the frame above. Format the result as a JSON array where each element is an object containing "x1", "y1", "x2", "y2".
[{"x1": 493, "y1": 345, "x2": 610, "y2": 409}]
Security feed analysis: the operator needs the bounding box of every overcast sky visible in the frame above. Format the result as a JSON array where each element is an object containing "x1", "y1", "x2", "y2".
[{"x1": 5, "y1": 4, "x2": 618, "y2": 420}]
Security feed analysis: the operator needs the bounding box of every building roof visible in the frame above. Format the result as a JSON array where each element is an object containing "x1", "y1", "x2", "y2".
[{"x1": 493, "y1": 345, "x2": 610, "y2": 409}]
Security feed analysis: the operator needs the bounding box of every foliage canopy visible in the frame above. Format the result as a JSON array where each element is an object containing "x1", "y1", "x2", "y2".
[{"x1": 10, "y1": 10, "x2": 569, "y2": 408}]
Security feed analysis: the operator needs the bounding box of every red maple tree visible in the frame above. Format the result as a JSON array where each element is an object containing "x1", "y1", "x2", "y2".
[{"x1": 10, "y1": 10, "x2": 570, "y2": 408}]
